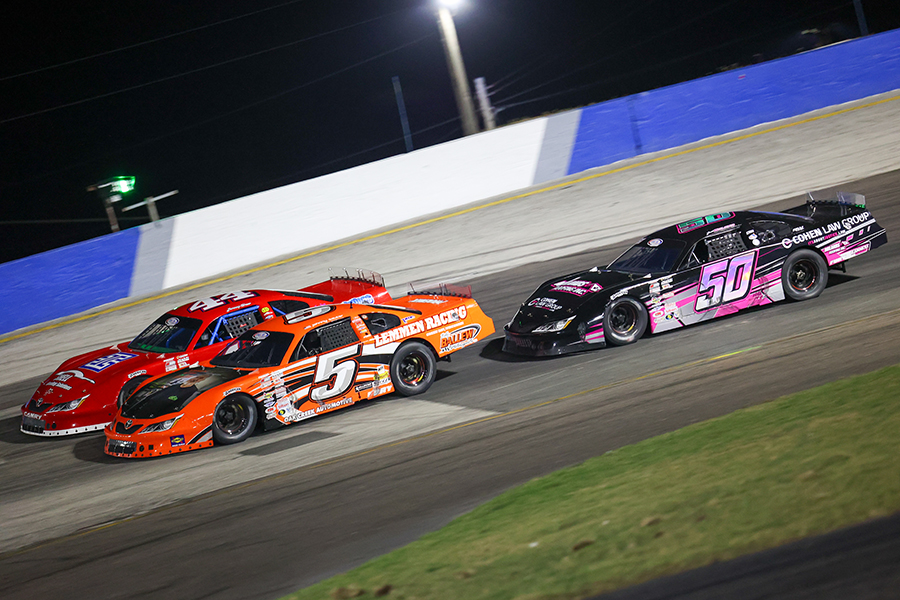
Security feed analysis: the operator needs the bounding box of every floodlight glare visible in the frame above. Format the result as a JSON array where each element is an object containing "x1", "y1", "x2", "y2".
[
  {"x1": 439, "y1": 0, "x2": 464, "y2": 10},
  {"x1": 109, "y1": 176, "x2": 136, "y2": 194}
]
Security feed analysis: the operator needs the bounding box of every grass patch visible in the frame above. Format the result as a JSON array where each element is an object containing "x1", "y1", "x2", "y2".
[{"x1": 285, "y1": 365, "x2": 900, "y2": 600}]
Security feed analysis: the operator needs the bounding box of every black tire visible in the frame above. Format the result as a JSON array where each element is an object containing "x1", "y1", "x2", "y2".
[
  {"x1": 390, "y1": 341, "x2": 436, "y2": 397},
  {"x1": 782, "y1": 249, "x2": 828, "y2": 301},
  {"x1": 212, "y1": 394, "x2": 258, "y2": 445},
  {"x1": 603, "y1": 297, "x2": 649, "y2": 346},
  {"x1": 117, "y1": 376, "x2": 149, "y2": 407}
]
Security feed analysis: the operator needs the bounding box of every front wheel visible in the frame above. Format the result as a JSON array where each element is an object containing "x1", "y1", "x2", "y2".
[
  {"x1": 603, "y1": 297, "x2": 648, "y2": 346},
  {"x1": 212, "y1": 394, "x2": 258, "y2": 444},
  {"x1": 782, "y1": 249, "x2": 828, "y2": 301},
  {"x1": 390, "y1": 341, "x2": 436, "y2": 397}
]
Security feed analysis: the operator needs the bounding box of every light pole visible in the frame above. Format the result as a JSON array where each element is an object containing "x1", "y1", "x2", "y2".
[
  {"x1": 86, "y1": 176, "x2": 136, "y2": 233},
  {"x1": 436, "y1": 0, "x2": 479, "y2": 136}
]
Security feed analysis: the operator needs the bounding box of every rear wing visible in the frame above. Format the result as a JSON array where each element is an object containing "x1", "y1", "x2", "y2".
[
  {"x1": 407, "y1": 282, "x2": 472, "y2": 299},
  {"x1": 785, "y1": 191, "x2": 866, "y2": 219},
  {"x1": 329, "y1": 268, "x2": 384, "y2": 288}
]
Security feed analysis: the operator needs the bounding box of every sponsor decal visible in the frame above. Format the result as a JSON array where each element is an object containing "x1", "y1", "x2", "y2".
[
  {"x1": 165, "y1": 317, "x2": 180, "y2": 327},
  {"x1": 170, "y1": 435, "x2": 186, "y2": 447},
  {"x1": 549, "y1": 278, "x2": 602, "y2": 296},
  {"x1": 261, "y1": 306, "x2": 271, "y2": 313},
  {"x1": 355, "y1": 381, "x2": 374, "y2": 392},
  {"x1": 127, "y1": 370, "x2": 147, "y2": 379},
  {"x1": 647, "y1": 238, "x2": 663, "y2": 247},
  {"x1": 401, "y1": 315, "x2": 416, "y2": 323},
  {"x1": 782, "y1": 212, "x2": 871, "y2": 250},
  {"x1": 345, "y1": 293, "x2": 375, "y2": 305},
  {"x1": 24, "y1": 411, "x2": 42, "y2": 420},
  {"x1": 373, "y1": 306, "x2": 468, "y2": 346},
  {"x1": 187, "y1": 291, "x2": 258, "y2": 313},
  {"x1": 163, "y1": 354, "x2": 191, "y2": 373},
  {"x1": 440, "y1": 324, "x2": 481, "y2": 352},
  {"x1": 252, "y1": 331, "x2": 270, "y2": 341},
  {"x1": 528, "y1": 297, "x2": 562, "y2": 311},
  {"x1": 792, "y1": 226, "x2": 805, "y2": 233},
  {"x1": 81, "y1": 352, "x2": 138, "y2": 373},
  {"x1": 408, "y1": 298, "x2": 447, "y2": 305},
  {"x1": 45, "y1": 381, "x2": 72, "y2": 391},
  {"x1": 224, "y1": 386, "x2": 241, "y2": 395},
  {"x1": 676, "y1": 212, "x2": 734, "y2": 234},
  {"x1": 226, "y1": 301, "x2": 254, "y2": 313},
  {"x1": 52, "y1": 370, "x2": 97, "y2": 385}
]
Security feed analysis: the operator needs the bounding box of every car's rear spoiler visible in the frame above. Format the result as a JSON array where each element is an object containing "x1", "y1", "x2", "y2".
[
  {"x1": 329, "y1": 268, "x2": 384, "y2": 287},
  {"x1": 407, "y1": 283, "x2": 473, "y2": 299},
  {"x1": 785, "y1": 191, "x2": 866, "y2": 219}
]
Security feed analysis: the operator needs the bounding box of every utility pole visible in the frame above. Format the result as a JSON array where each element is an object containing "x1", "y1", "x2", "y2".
[
  {"x1": 436, "y1": 5, "x2": 479, "y2": 136},
  {"x1": 392, "y1": 76, "x2": 414, "y2": 152},
  {"x1": 474, "y1": 77, "x2": 496, "y2": 130},
  {"x1": 87, "y1": 176, "x2": 135, "y2": 233},
  {"x1": 123, "y1": 190, "x2": 178, "y2": 223},
  {"x1": 853, "y1": 0, "x2": 869, "y2": 36}
]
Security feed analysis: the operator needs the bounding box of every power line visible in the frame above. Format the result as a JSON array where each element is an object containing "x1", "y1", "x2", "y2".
[
  {"x1": 1, "y1": 9, "x2": 409, "y2": 125},
  {"x1": 0, "y1": 0, "x2": 312, "y2": 82},
  {"x1": 0, "y1": 33, "x2": 437, "y2": 188}
]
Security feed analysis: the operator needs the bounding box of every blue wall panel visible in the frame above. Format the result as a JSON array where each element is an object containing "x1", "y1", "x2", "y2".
[
  {"x1": 0, "y1": 229, "x2": 140, "y2": 335},
  {"x1": 567, "y1": 98, "x2": 638, "y2": 175},
  {"x1": 569, "y1": 28, "x2": 900, "y2": 172}
]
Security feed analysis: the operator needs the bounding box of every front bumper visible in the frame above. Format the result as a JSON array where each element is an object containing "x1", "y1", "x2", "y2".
[
  {"x1": 104, "y1": 425, "x2": 214, "y2": 459},
  {"x1": 502, "y1": 331, "x2": 600, "y2": 357},
  {"x1": 20, "y1": 409, "x2": 109, "y2": 437}
]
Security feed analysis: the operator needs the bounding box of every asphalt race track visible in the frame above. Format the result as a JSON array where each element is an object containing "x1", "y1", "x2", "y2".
[{"x1": 0, "y1": 170, "x2": 898, "y2": 599}]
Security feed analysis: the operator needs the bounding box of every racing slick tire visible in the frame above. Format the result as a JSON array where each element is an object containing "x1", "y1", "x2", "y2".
[
  {"x1": 117, "y1": 376, "x2": 149, "y2": 407},
  {"x1": 782, "y1": 249, "x2": 828, "y2": 301},
  {"x1": 212, "y1": 394, "x2": 258, "y2": 445},
  {"x1": 390, "y1": 341, "x2": 436, "y2": 397},
  {"x1": 603, "y1": 297, "x2": 648, "y2": 346}
]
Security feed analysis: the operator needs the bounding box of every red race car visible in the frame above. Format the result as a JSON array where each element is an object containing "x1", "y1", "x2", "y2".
[{"x1": 21, "y1": 269, "x2": 390, "y2": 437}]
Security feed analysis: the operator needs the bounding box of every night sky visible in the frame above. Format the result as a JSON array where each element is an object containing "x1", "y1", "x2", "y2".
[{"x1": 2, "y1": 0, "x2": 898, "y2": 264}]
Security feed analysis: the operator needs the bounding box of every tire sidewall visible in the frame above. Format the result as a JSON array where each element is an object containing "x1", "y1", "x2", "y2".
[
  {"x1": 603, "y1": 297, "x2": 649, "y2": 346},
  {"x1": 390, "y1": 341, "x2": 436, "y2": 397},
  {"x1": 212, "y1": 394, "x2": 258, "y2": 444},
  {"x1": 782, "y1": 249, "x2": 828, "y2": 301}
]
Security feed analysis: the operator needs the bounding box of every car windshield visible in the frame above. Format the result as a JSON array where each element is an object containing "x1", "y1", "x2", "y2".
[
  {"x1": 129, "y1": 314, "x2": 202, "y2": 353},
  {"x1": 608, "y1": 240, "x2": 685, "y2": 274},
  {"x1": 210, "y1": 330, "x2": 294, "y2": 369}
]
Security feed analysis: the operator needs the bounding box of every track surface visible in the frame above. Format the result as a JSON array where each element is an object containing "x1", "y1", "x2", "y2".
[{"x1": 0, "y1": 171, "x2": 898, "y2": 599}]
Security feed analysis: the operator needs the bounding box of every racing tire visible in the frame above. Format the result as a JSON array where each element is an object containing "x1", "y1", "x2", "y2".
[
  {"x1": 212, "y1": 394, "x2": 258, "y2": 445},
  {"x1": 117, "y1": 376, "x2": 149, "y2": 407},
  {"x1": 782, "y1": 249, "x2": 828, "y2": 301},
  {"x1": 603, "y1": 297, "x2": 648, "y2": 346},
  {"x1": 390, "y1": 341, "x2": 436, "y2": 397}
]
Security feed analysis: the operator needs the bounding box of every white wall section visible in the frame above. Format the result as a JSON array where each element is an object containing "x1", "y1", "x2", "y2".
[{"x1": 163, "y1": 118, "x2": 548, "y2": 289}]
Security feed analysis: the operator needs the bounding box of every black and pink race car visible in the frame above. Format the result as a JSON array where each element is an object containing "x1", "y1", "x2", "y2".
[{"x1": 503, "y1": 192, "x2": 887, "y2": 356}]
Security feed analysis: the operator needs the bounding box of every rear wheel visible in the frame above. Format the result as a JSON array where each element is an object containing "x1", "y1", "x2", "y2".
[
  {"x1": 603, "y1": 297, "x2": 648, "y2": 346},
  {"x1": 782, "y1": 249, "x2": 828, "y2": 301},
  {"x1": 212, "y1": 394, "x2": 258, "y2": 444},
  {"x1": 390, "y1": 341, "x2": 436, "y2": 397}
]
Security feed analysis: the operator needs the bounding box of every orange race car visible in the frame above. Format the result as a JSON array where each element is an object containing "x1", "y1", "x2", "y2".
[
  {"x1": 21, "y1": 269, "x2": 390, "y2": 437},
  {"x1": 104, "y1": 285, "x2": 495, "y2": 458}
]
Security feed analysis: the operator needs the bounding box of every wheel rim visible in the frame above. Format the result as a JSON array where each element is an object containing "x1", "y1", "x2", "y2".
[
  {"x1": 789, "y1": 259, "x2": 817, "y2": 292},
  {"x1": 216, "y1": 399, "x2": 249, "y2": 435},
  {"x1": 399, "y1": 353, "x2": 427, "y2": 387},
  {"x1": 610, "y1": 303, "x2": 638, "y2": 335}
]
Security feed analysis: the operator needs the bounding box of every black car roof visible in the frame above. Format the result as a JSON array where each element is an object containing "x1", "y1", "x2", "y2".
[{"x1": 643, "y1": 210, "x2": 813, "y2": 245}]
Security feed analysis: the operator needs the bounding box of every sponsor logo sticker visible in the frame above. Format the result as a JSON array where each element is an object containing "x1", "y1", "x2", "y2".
[
  {"x1": 647, "y1": 238, "x2": 663, "y2": 247},
  {"x1": 170, "y1": 435, "x2": 186, "y2": 447},
  {"x1": 165, "y1": 317, "x2": 180, "y2": 327},
  {"x1": 81, "y1": 352, "x2": 138, "y2": 373},
  {"x1": 252, "y1": 331, "x2": 270, "y2": 341}
]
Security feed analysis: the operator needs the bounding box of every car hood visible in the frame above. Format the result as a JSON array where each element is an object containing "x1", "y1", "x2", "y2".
[
  {"x1": 33, "y1": 345, "x2": 155, "y2": 408},
  {"x1": 508, "y1": 269, "x2": 647, "y2": 333},
  {"x1": 121, "y1": 367, "x2": 245, "y2": 420}
]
